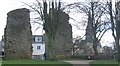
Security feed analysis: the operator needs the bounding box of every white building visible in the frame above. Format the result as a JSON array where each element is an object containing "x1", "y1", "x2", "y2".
[{"x1": 32, "y1": 35, "x2": 45, "y2": 60}]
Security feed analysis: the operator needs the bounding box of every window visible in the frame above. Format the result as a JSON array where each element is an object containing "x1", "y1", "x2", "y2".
[
  {"x1": 35, "y1": 37, "x2": 42, "y2": 42},
  {"x1": 37, "y1": 46, "x2": 41, "y2": 49}
]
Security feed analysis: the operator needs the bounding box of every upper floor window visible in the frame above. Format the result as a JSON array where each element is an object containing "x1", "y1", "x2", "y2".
[{"x1": 35, "y1": 37, "x2": 42, "y2": 43}]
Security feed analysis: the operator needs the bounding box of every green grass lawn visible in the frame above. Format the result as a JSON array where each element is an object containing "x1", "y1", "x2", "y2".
[
  {"x1": 2, "y1": 59, "x2": 72, "y2": 66},
  {"x1": 90, "y1": 60, "x2": 119, "y2": 66},
  {"x1": 2, "y1": 59, "x2": 67, "y2": 64},
  {"x1": 118, "y1": 61, "x2": 120, "y2": 66}
]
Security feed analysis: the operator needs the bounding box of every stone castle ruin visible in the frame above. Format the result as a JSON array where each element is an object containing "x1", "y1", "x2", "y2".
[
  {"x1": 52, "y1": 9, "x2": 73, "y2": 59},
  {"x1": 4, "y1": 8, "x2": 32, "y2": 59},
  {"x1": 116, "y1": 1, "x2": 120, "y2": 60},
  {"x1": 44, "y1": 9, "x2": 73, "y2": 59},
  {"x1": 4, "y1": 8, "x2": 73, "y2": 59}
]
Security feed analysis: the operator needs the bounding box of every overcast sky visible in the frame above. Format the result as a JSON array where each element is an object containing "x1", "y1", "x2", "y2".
[
  {"x1": 0, "y1": 0, "x2": 115, "y2": 47},
  {"x1": 0, "y1": 0, "x2": 34, "y2": 40}
]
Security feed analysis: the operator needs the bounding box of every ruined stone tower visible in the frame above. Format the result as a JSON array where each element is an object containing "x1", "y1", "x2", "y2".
[
  {"x1": 54, "y1": 10, "x2": 73, "y2": 58},
  {"x1": 4, "y1": 8, "x2": 32, "y2": 59},
  {"x1": 45, "y1": 9, "x2": 73, "y2": 59},
  {"x1": 43, "y1": 9, "x2": 73, "y2": 60},
  {"x1": 116, "y1": 1, "x2": 120, "y2": 61}
]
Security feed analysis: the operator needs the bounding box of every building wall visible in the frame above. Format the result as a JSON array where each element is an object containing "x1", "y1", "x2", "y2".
[
  {"x1": 32, "y1": 43, "x2": 45, "y2": 55},
  {"x1": 32, "y1": 43, "x2": 45, "y2": 60},
  {"x1": 32, "y1": 35, "x2": 45, "y2": 60}
]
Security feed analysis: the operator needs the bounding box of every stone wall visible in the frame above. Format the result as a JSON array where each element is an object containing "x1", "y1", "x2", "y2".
[
  {"x1": 116, "y1": 1, "x2": 120, "y2": 33},
  {"x1": 4, "y1": 8, "x2": 32, "y2": 59},
  {"x1": 50, "y1": 9, "x2": 73, "y2": 59},
  {"x1": 116, "y1": 1, "x2": 120, "y2": 61},
  {"x1": 44, "y1": 9, "x2": 73, "y2": 59}
]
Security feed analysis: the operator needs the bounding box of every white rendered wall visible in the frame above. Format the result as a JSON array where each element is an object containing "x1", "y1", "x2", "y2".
[{"x1": 32, "y1": 43, "x2": 45, "y2": 55}]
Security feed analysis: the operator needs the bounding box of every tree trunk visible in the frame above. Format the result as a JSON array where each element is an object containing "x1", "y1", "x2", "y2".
[
  {"x1": 116, "y1": 38, "x2": 120, "y2": 61},
  {"x1": 47, "y1": 37, "x2": 55, "y2": 60},
  {"x1": 93, "y1": 38, "x2": 98, "y2": 56},
  {"x1": 116, "y1": 20, "x2": 120, "y2": 61},
  {"x1": 91, "y1": 2, "x2": 98, "y2": 56}
]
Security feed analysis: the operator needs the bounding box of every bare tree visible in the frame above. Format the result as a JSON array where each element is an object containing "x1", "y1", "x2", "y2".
[
  {"x1": 72, "y1": 0, "x2": 111, "y2": 56},
  {"x1": 43, "y1": 0, "x2": 63, "y2": 60},
  {"x1": 23, "y1": 0, "x2": 75, "y2": 60},
  {"x1": 23, "y1": 0, "x2": 63, "y2": 60},
  {"x1": 115, "y1": 1, "x2": 120, "y2": 61},
  {"x1": 107, "y1": 0, "x2": 120, "y2": 60}
]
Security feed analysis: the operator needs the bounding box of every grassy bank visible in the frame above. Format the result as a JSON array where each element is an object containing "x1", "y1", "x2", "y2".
[
  {"x1": 2, "y1": 59, "x2": 72, "y2": 66},
  {"x1": 90, "y1": 60, "x2": 119, "y2": 66},
  {"x1": 118, "y1": 61, "x2": 120, "y2": 66}
]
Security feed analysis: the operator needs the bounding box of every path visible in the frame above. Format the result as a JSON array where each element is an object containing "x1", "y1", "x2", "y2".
[{"x1": 64, "y1": 60, "x2": 93, "y2": 66}]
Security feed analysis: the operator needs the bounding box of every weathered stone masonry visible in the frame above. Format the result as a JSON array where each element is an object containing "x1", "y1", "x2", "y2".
[
  {"x1": 4, "y1": 8, "x2": 32, "y2": 59},
  {"x1": 45, "y1": 9, "x2": 73, "y2": 59},
  {"x1": 54, "y1": 10, "x2": 73, "y2": 58}
]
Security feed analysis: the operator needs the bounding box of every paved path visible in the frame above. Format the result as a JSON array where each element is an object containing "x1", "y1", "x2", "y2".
[{"x1": 64, "y1": 60, "x2": 93, "y2": 66}]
